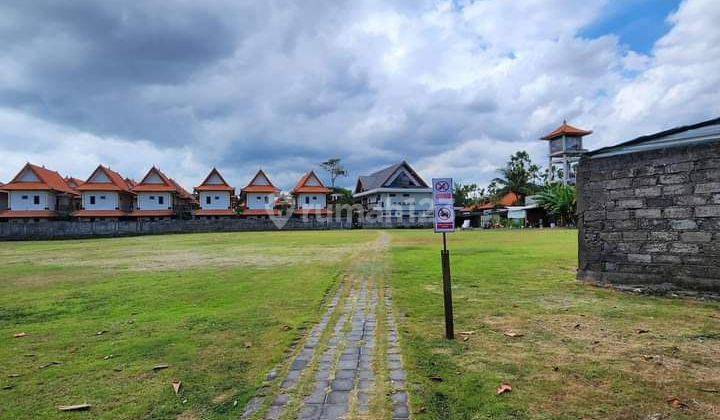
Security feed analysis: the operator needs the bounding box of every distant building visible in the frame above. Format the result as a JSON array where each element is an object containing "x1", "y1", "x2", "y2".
[
  {"x1": 0, "y1": 183, "x2": 7, "y2": 212},
  {"x1": 130, "y1": 167, "x2": 196, "y2": 220},
  {"x1": 194, "y1": 168, "x2": 236, "y2": 218},
  {"x1": 541, "y1": 121, "x2": 592, "y2": 185},
  {"x1": 0, "y1": 163, "x2": 79, "y2": 222},
  {"x1": 353, "y1": 161, "x2": 432, "y2": 222},
  {"x1": 292, "y1": 171, "x2": 333, "y2": 217},
  {"x1": 241, "y1": 170, "x2": 280, "y2": 217},
  {"x1": 577, "y1": 117, "x2": 720, "y2": 293},
  {"x1": 72, "y1": 165, "x2": 134, "y2": 220}
]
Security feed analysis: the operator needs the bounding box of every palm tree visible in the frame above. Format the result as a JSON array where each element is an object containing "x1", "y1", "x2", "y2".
[
  {"x1": 535, "y1": 183, "x2": 577, "y2": 226},
  {"x1": 491, "y1": 151, "x2": 542, "y2": 200}
]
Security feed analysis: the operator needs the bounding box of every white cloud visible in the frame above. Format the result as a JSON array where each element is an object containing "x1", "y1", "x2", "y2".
[{"x1": 0, "y1": 0, "x2": 718, "y2": 190}]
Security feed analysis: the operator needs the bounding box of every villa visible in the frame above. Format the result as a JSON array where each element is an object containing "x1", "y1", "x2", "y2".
[
  {"x1": 292, "y1": 171, "x2": 332, "y2": 217},
  {"x1": 241, "y1": 170, "x2": 280, "y2": 217},
  {"x1": 194, "y1": 168, "x2": 237, "y2": 218},
  {"x1": 72, "y1": 165, "x2": 135, "y2": 220},
  {"x1": 130, "y1": 167, "x2": 196, "y2": 220},
  {"x1": 353, "y1": 161, "x2": 433, "y2": 222},
  {"x1": 0, "y1": 163, "x2": 79, "y2": 222}
]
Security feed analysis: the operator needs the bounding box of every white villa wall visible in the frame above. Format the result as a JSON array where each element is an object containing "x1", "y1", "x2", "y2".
[
  {"x1": 246, "y1": 192, "x2": 276, "y2": 209},
  {"x1": 82, "y1": 192, "x2": 119, "y2": 210},
  {"x1": 9, "y1": 191, "x2": 56, "y2": 211},
  {"x1": 199, "y1": 191, "x2": 231, "y2": 210},
  {"x1": 367, "y1": 192, "x2": 432, "y2": 215},
  {"x1": 137, "y1": 192, "x2": 173, "y2": 210},
  {"x1": 296, "y1": 193, "x2": 327, "y2": 209}
]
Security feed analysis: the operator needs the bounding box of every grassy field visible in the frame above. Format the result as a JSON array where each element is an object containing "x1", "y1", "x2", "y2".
[
  {"x1": 0, "y1": 231, "x2": 377, "y2": 419},
  {"x1": 388, "y1": 229, "x2": 720, "y2": 419},
  {"x1": 2, "y1": 229, "x2": 719, "y2": 419}
]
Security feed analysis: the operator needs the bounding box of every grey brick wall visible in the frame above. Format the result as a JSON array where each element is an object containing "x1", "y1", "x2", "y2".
[{"x1": 577, "y1": 141, "x2": 720, "y2": 292}]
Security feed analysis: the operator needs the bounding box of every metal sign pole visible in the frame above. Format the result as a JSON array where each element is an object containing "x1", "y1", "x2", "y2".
[{"x1": 440, "y1": 232, "x2": 454, "y2": 339}]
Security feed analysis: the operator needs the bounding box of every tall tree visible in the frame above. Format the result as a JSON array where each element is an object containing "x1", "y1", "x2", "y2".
[
  {"x1": 320, "y1": 158, "x2": 348, "y2": 189},
  {"x1": 454, "y1": 182, "x2": 484, "y2": 207},
  {"x1": 492, "y1": 151, "x2": 542, "y2": 199}
]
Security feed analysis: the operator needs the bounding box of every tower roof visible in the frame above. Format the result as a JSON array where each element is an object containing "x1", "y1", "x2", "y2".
[{"x1": 541, "y1": 121, "x2": 592, "y2": 140}]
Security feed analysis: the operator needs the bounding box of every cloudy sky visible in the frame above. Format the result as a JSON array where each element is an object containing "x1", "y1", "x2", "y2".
[{"x1": 1, "y1": 0, "x2": 718, "y2": 191}]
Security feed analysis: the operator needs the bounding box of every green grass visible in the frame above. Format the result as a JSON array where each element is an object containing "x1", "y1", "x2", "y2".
[
  {"x1": 2, "y1": 229, "x2": 719, "y2": 419},
  {"x1": 0, "y1": 231, "x2": 377, "y2": 419},
  {"x1": 388, "y1": 229, "x2": 720, "y2": 419}
]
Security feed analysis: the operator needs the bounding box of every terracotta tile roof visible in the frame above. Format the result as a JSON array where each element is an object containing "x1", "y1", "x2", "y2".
[
  {"x1": 132, "y1": 167, "x2": 193, "y2": 201},
  {"x1": 242, "y1": 170, "x2": 280, "y2": 194},
  {"x1": 292, "y1": 171, "x2": 331, "y2": 194},
  {"x1": 131, "y1": 167, "x2": 177, "y2": 192},
  {"x1": 128, "y1": 209, "x2": 175, "y2": 217},
  {"x1": 474, "y1": 192, "x2": 520, "y2": 210},
  {"x1": 77, "y1": 165, "x2": 134, "y2": 193},
  {"x1": 0, "y1": 210, "x2": 58, "y2": 218},
  {"x1": 195, "y1": 168, "x2": 235, "y2": 192},
  {"x1": 72, "y1": 210, "x2": 129, "y2": 218},
  {"x1": 240, "y1": 209, "x2": 280, "y2": 216},
  {"x1": 194, "y1": 209, "x2": 237, "y2": 216},
  {"x1": 541, "y1": 121, "x2": 593, "y2": 140},
  {"x1": 64, "y1": 177, "x2": 85, "y2": 190},
  {"x1": 3, "y1": 163, "x2": 78, "y2": 195}
]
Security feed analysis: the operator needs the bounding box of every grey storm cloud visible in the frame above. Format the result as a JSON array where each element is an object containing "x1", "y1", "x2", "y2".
[{"x1": 0, "y1": 0, "x2": 718, "y2": 190}]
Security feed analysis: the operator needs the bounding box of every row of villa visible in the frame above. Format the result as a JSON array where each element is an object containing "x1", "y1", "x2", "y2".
[{"x1": 0, "y1": 161, "x2": 434, "y2": 223}]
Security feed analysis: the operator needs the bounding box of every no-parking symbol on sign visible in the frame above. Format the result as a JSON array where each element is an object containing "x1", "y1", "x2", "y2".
[{"x1": 432, "y1": 178, "x2": 455, "y2": 233}]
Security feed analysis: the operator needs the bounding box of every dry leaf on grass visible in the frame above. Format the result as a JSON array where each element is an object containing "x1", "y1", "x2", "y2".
[
  {"x1": 40, "y1": 361, "x2": 61, "y2": 369},
  {"x1": 58, "y1": 403, "x2": 91, "y2": 412},
  {"x1": 636, "y1": 328, "x2": 650, "y2": 334},
  {"x1": 96, "y1": 330, "x2": 107, "y2": 336},
  {"x1": 496, "y1": 383, "x2": 512, "y2": 395},
  {"x1": 462, "y1": 336, "x2": 470, "y2": 342},
  {"x1": 13, "y1": 333, "x2": 27, "y2": 338},
  {"x1": 503, "y1": 331, "x2": 524, "y2": 338},
  {"x1": 172, "y1": 380, "x2": 182, "y2": 395},
  {"x1": 244, "y1": 342, "x2": 252, "y2": 348},
  {"x1": 458, "y1": 331, "x2": 475, "y2": 335},
  {"x1": 8, "y1": 374, "x2": 20, "y2": 378},
  {"x1": 429, "y1": 376, "x2": 443, "y2": 382},
  {"x1": 281, "y1": 325, "x2": 292, "y2": 331},
  {"x1": 667, "y1": 397, "x2": 688, "y2": 409},
  {"x1": 152, "y1": 364, "x2": 170, "y2": 371}
]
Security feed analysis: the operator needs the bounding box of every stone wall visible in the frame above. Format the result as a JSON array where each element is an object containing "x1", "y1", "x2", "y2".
[
  {"x1": 0, "y1": 218, "x2": 350, "y2": 241},
  {"x1": 577, "y1": 140, "x2": 720, "y2": 292},
  {"x1": 0, "y1": 217, "x2": 434, "y2": 241}
]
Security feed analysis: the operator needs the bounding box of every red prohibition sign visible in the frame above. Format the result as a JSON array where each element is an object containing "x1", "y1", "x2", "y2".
[
  {"x1": 435, "y1": 181, "x2": 450, "y2": 192},
  {"x1": 437, "y1": 207, "x2": 452, "y2": 220}
]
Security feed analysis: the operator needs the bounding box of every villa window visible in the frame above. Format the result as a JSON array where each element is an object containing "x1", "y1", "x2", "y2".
[
  {"x1": 257, "y1": 196, "x2": 262, "y2": 201},
  {"x1": 150, "y1": 196, "x2": 155, "y2": 200},
  {"x1": 215, "y1": 196, "x2": 220, "y2": 200},
  {"x1": 403, "y1": 193, "x2": 410, "y2": 197},
  {"x1": 22, "y1": 195, "x2": 28, "y2": 200},
  {"x1": 312, "y1": 196, "x2": 317, "y2": 200},
  {"x1": 206, "y1": 196, "x2": 211, "y2": 205},
  {"x1": 33, "y1": 196, "x2": 40, "y2": 205},
  {"x1": 100, "y1": 196, "x2": 106, "y2": 200},
  {"x1": 158, "y1": 196, "x2": 164, "y2": 205},
  {"x1": 305, "y1": 196, "x2": 310, "y2": 204},
  {"x1": 90, "y1": 196, "x2": 96, "y2": 205},
  {"x1": 264, "y1": 196, "x2": 269, "y2": 204}
]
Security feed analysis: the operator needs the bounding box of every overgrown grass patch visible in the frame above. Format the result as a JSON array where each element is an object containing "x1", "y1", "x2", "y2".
[{"x1": 389, "y1": 229, "x2": 720, "y2": 419}]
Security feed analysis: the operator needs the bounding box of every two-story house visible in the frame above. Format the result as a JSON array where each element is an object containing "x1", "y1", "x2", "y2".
[
  {"x1": 292, "y1": 171, "x2": 332, "y2": 217},
  {"x1": 72, "y1": 165, "x2": 135, "y2": 221},
  {"x1": 194, "y1": 168, "x2": 236, "y2": 218},
  {"x1": 240, "y1": 170, "x2": 280, "y2": 217},
  {"x1": 0, "y1": 163, "x2": 79, "y2": 222},
  {"x1": 130, "y1": 167, "x2": 196, "y2": 220},
  {"x1": 353, "y1": 161, "x2": 433, "y2": 222}
]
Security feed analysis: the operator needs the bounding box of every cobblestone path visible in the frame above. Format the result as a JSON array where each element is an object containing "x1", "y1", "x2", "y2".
[{"x1": 242, "y1": 233, "x2": 410, "y2": 419}]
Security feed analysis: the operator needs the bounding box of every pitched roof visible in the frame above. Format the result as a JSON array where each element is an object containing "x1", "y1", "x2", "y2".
[
  {"x1": 292, "y1": 171, "x2": 331, "y2": 194},
  {"x1": 64, "y1": 177, "x2": 85, "y2": 190},
  {"x1": 541, "y1": 121, "x2": 593, "y2": 140},
  {"x1": 587, "y1": 116, "x2": 720, "y2": 158},
  {"x1": 132, "y1": 167, "x2": 177, "y2": 192},
  {"x1": 2, "y1": 163, "x2": 78, "y2": 195},
  {"x1": 355, "y1": 161, "x2": 429, "y2": 193},
  {"x1": 77, "y1": 165, "x2": 134, "y2": 193},
  {"x1": 474, "y1": 192, "x2": 520, "y2": 210},
  {"x1": 195, "y1": 168, "x2": 235, "y2": 192},
  {"x1": 242, "y1": 170, "x2": 280, "y2": 194},
  {"x1": 169, "y1": 178, "x2": 196, "y2": 202}
]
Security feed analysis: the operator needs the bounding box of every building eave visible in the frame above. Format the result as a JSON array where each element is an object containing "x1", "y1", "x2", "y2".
[{"x1": 352, "y1": 187, "x2": 432, "y2": 198}]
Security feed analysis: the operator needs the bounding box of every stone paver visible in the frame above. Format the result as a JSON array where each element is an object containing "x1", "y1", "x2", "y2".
[{"x1": 244, "y1": 234, "x2": 411, "y2": 419}]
